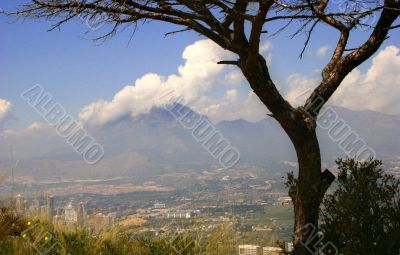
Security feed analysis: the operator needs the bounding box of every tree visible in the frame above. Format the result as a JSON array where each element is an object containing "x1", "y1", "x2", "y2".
[
  {"x1": 320, "y1": 158, "x2": 400, "y2": 255},
  {"x1": 7, "y1": 1, "x2": 400, "y2": 252}
]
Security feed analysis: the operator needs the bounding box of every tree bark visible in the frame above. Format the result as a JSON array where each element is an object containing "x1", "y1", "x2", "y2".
[
  {"x1": 288, "y1": 123, "x2": 335, "y2": 254},
  {"x1": 239, "y1": 55, "x2": 335, "y2": 254}
]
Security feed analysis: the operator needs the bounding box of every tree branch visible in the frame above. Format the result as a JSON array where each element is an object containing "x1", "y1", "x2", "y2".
[
  {"x1": 247, "y1": 0, "x2": 273, "y2": 63},
  {"x1": 8, "y1": 0, "x2": 399, "y2": 130},
  {"x1": 217, "y1": 60, "x2": 239, "y2": 65},
  {"x1": 304, "y1": 0, "x2": 400, "y2": 117}
]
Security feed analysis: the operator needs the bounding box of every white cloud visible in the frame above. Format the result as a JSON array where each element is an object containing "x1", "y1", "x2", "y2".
[
  {"x1": 260, "y1": 40, "x2": 272, "y2": 53},
  {"x1": 195, "y1": 89, "x2": 240, "y2": 121},
  {"x1": 224, "y1": 70, "x2": 244, "y2": 85},
  {"x1": 278, "y1": 45, "x2": 400, "y2": 115},
  {"x1": 0, "y1": 99, "x2": 11, "y2": 122},
  {"x1": 237, "y1": 91, "x2": 269, "y2": 122},
  {"x1": 24, "y1": 121, "x2": 46, "y2": 133},
  {"x1": 0, "y1": 99, "x2": 13, "y2": 132},
  {"x1": 331, "y1": 45, "x2": 400, "y2": 114},
  {"x1": 192, "y1": 89, "x2": 267, "y2": 123},
  {"x1": 281, "y1": 74, "x2": 320, "y2": 107},
  {"x1": 79, "y1": 40, "x2": 399, "y2": 127},
  {"x1": 316, "y1": 46, "x2": 330, "y2": 58},
  {"x1": 2, "y1": 122, "x2": 50, "y2": 137},
  {"x1": 79, "y1": 39, "x2": 273, "y2": 125},
  {"x1": 79, "y1": 39, "x2": 236, "y2": 126},
  {"x1": 260, "y1": 40, "x2": 273, "y2": 65}
]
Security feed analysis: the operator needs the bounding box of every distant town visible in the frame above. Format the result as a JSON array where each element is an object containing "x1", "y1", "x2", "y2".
[
  {"x1": 3, "y1": 165, "x2": 302, "y2": 254},
  {"x1": 2, "y1": 155, "x2": 400, "y2": 254}
]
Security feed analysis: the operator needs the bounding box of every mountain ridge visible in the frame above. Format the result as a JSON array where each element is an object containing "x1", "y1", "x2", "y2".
[{"x1": 0, "y1": 104, "x2": 399, "y2": 181}]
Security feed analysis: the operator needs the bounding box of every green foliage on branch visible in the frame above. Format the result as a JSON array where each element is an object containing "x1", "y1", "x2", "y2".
[{"x1": 321, "y1": 158, "x2": 400, "y2": 255}]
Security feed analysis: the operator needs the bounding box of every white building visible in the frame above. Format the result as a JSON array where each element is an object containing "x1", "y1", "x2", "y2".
[
  {"x1": 285, "y1": 242, "x2": 294, "y2": 253},
  {"x1": 277, "y1": 197, "x2": 292, "y2": 205},
  {"x1": 15, "y1": 194, "x2": 24, "y2": 213},
  {"x1": 238, "y1": 245, "x2": 260, "y2": 255},
  {"x1": 263, "y1": 246, "x2": 284, "y2": 255},
  {"x1": 154, "y1": 203, "x2": 166, "y2": 209},
  {"x1": 29, "y1": 198, "x2": 40, "y2": 215},
  {"x1": 165, "y1": 210, "x2": 192, "y2": 219},
  {"x1": 64, "y1": 203, "x2": 77, "y2": 225},
  {"x1": 77, "y1": 202, "x2": 86, "y2": 227}
]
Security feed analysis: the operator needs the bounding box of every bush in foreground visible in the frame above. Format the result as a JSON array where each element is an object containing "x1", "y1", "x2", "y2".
[{"x1": 321, "y1": 158, "x2": 400, "y2": 255}]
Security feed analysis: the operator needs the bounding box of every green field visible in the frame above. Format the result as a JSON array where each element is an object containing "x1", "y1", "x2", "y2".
[{"x1": 238, "y1": 204, "x2": 294, "y2": 245}]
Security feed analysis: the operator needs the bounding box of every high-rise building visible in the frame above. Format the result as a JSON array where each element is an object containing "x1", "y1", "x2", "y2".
[
  {"x1": 238, "y1": 245, "x2": 260, "y2": 255},
  {"x1": 46, "y1": 194, "x2": 55, "y2": 221},
  {"x1": 77, "y1": 202, "x2": 86, "y2": 228},
  {"x1": 15, "y1": 194, "x2": 24, "y2": 213},
  {"x1": 64, "y1": 202, "x2": 78, "y2": 226},
  {"x1": 29, "y1": 197, "x2": 41, "y2": 215}
]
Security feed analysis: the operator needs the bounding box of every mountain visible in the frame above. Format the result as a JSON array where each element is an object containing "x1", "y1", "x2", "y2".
[
  {"x1": 317, "y1": 107, "x2": 400, "y2": 156},
  {"x1": 0, "y1": 104, "x2": 399, "y2": 181}
]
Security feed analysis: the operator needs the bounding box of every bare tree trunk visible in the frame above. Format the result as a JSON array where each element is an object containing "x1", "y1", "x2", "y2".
[
  {"x1": 239, "y1": 56, "x2": 335, "y2": 254},
  {"x1": 287, "y1": 121, "x2": 335, "y2": 254}
]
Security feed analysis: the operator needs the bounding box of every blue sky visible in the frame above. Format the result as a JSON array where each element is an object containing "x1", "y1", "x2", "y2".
[{"x1": 1, "y1": 1, "x2": 399, "y2": 129}]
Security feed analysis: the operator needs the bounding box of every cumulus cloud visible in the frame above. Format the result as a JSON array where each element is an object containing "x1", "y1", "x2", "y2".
[
  {"x1": 280, "y1": 74, "x2": 320, "y2": 106},
  {"x1": 224, "y1": 70, "x2": 245, "y2": 85},
  {"x1": 78, "y1": 40, "x2": 398, "y2": 127},
  {"x1": 331, "y1": 45, "x2": 400, "y2": 114},
  {"x1": 260, "y1": 40, "x2": 272, "y2": 53},
  {"x1": 24, "y1": 121, "x2": 46, "y2": 133},
  {"x1": 0, "y1": 99, "x2": 13, "y2": 131},
  {"x1": 278, "y1": 45, "x2": 400, "y2": 115},
  {"x1": 79, "y1": 39, "x2": 238, "y2": 126},
  {"x1": 193, "y1": 89, "x2": 267, "y2": 123},
  {"x1": 316, "y1": 46, "x2": 330, "y2": 58},
  {"x1": 236, "y1": 91, "x2": 269, "y2": 122},
  {"x1": 0, "y1": 99, "x2": 11, "y2": 122},
  {"x1": 1, "y1": 122, "x2": 49, "y2": 138},
  {"x1": 195, "y1": 89, "x2": 240, "y2": 121},
  {"x1": 79, "y1": 39, "x2": 275, "y2": 125},
  {"x1": 260, "y1": 40, "x2": 273, "y2": 65}
]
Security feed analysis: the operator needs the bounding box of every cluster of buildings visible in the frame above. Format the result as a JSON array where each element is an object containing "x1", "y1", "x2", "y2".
[
  {"x1": 53, "y1": 202, "x2": 88, "y2": 228},
  {"x1": 164, "y1": 209, "x2": 201, "y2": 219},
  {"x1": 14, "y1": 194, "x2": 115, "y2": 233},
  {"x1": 15, "y1": 193, "x2": 55, "y2": 220},
  {"x1": 150, "y1": 202, "x2": 201, "y2": 219},
  {"x1": 276, "y1": 197, "x2": 292, "y2": 205},
  {"x1": 238, "y1": 243, "x2": 293, "y2": 255}
]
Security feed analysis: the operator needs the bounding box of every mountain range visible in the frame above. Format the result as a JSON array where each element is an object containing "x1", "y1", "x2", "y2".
[{"x1": 0, "y1": 104, "x2": 399, "y2": 181}]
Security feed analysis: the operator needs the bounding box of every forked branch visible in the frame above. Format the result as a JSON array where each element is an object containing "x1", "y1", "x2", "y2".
[{"x1": 7, "y1": 0, "x2": 400, "y2": 122}]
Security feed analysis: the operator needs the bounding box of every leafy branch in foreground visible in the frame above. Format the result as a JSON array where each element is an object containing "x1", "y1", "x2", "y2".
[{"x1": 321, "y1": 158, "x2": 400, "y2": 255}]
